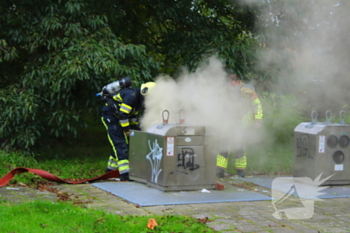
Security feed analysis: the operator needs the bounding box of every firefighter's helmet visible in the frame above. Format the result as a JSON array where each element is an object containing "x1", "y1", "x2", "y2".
[{"x1": 140, "y1": 82, "x2": 157, "y2": 96}]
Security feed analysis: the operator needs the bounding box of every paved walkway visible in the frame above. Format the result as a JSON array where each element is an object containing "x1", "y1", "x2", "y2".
[{"x1": 1, "y1": 178, "x2": 349, "y2": 233}]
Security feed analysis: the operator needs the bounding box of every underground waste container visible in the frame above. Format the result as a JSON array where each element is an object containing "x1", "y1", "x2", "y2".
[
  {"x1": 128, "y1": 110, "x2": 216, "y2": 191},
  {"x1": 293, "y1": 110, "x2": 350, "y2": 185}
]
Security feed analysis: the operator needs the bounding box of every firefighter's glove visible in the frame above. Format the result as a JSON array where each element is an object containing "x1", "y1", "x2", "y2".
[
  {"x1": 106, "y1": 98, "x2": 119, "y2": 114},
  {"x1": 124, "y1": 130, "x2": 131, "y2": 137}
]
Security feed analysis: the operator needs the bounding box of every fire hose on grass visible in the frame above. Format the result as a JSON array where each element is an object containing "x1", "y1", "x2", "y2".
[
  {"x1": 0, "y1": 168, "x2": 224, "y2": 190},
  {"x1": 0, "y1": 167, "x2": 120, "y2": 187}
]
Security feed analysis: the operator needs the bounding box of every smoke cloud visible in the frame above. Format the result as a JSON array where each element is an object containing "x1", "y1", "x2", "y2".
[
  {"x1": 140, "y1": 1, "x2": 350, "y2": 168},
  {"x1": 141, "y1": 57, "x2": 265, "y2": 155},
  {"x1": 250, "y1": 0, "x2": 350, "y2": 118}
]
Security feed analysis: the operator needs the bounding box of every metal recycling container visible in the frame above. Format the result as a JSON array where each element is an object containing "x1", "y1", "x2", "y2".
[
  {"x1": 128, "y1": 113, "x2": 216, "y2": 191},
  {"x1": 293, "y1": 110, "x2": 350, "y2": 185}
]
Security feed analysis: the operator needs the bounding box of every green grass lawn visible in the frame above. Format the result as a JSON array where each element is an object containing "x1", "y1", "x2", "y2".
[
  {"x1": 0, "y1": 121, "x2": 110, "y2": 185},
  {"x1": 0, "y1": 200, "x2": 216, "y2": 233}
]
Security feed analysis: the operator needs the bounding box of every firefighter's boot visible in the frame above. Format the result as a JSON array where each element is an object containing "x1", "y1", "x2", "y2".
[
  {"x1": 236, "y1": 169, "x2": 245, "y2": 178},
  {"x1": 120, "y1": 172, "x2": 134, "y2": 182},
  {"x1": 216, "y1": 167, "x2": 225, "y2": 178}
]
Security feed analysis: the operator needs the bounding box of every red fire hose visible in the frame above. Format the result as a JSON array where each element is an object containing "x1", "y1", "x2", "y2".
[{"x1": 0, "y1": 167, "x2": 120, "y2": 187}]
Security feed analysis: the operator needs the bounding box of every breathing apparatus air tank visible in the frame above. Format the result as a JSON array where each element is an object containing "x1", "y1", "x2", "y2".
[{"x1": 96, "y1": 77, "x2": 132, "y2": 97}]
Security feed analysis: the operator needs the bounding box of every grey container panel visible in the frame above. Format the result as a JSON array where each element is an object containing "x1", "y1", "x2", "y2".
[
  {"x1": 174, "y1": 146, "x2": 205, "y2": 187},
  {"x1": 176, "y1": 136, "x2": 204, "y2": 146},
  {"x1": 148, "y1": 145, "x2": 216, "y2": 191},
  {"x1": 293, "y1": 130, "x2": 318, "y2": 178},
  {"x1": 293, "y1": 123, "x2": 350, "y2": 185},
  {"x1": 129, "y1": 131, "x2": 165, "y2": 184},
  {"x1": 150, "y1": 146, "x2": 205, "y2": 190},
  {"x1": 147, "y1": 124, "x2": 205, "y2": 136},
  {"x1": 129, "y1": 125, "x2": 216, "y2": 191},
  {"x1": 174, "y1": 146, "x2": 216, "y2": 188}
]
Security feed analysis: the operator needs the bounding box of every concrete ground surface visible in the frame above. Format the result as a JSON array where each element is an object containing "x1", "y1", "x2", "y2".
[{"x1": 0, "y1": 176, "x2": 349, "y2": 233}]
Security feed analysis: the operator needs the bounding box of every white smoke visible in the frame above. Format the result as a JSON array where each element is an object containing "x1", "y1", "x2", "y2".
[
  {"x1": 250, "y1": 0, "x2": 350, "y2": 115},
  {"x1": 141, "y1": 57, "x2": 265, "y2": 154}
]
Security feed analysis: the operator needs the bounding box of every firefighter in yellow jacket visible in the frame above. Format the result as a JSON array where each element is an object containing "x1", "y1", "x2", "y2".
[
  {"x1": 101, "y1": 80, "x2": 157, "y2": 181},
  {"x1": 216, "y1": 74, "x2": 263, "y2": 178}
]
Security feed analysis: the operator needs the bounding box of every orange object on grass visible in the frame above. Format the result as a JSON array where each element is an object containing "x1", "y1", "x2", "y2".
[
  {"x1": 215, "y1": 182, "x2": 225, "y2": 190},
  {"x1": 147, "y1": 218, "x2": 158, "y2": 230}
]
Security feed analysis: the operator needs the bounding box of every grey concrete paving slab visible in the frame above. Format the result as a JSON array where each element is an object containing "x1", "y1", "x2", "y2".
[
  {"x1": 232, "y1": 224, "x2": 266, "y2": 232},
  {"x1": 215, "y1": 219, "x2": 252, "y2": 226},
  {"x1": 92, "y1": 180, "x2": 273, "y2": 206},
  {"x1": 206, "y1": 223, "x2": 234, "y2": 231}
]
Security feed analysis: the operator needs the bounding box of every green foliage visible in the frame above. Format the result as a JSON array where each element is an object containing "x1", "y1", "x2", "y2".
[
  {"x1": 246, "y1": 142, "x2": 294, "y2": 175},
  {"x1": 0, "y1": 39, "x2": 17, "y2": 64},
  {"x1": 0, "y1": 149, "x2": 106, "y2": 186},
  {"x1": 0, "y1": 201, "x2": 216, "y2": 233},
  {"x1": 0, "y1": 0, "x2": 160, "y2": 151},
  {"x1": 260, "y1": 93, "x2": 307, "y2": 144},
  {"x1": 0, "y1": 121, "x2": 108, "y2": 185},
  {"x1": 247, "y1": 93, "x2": 307, "y2": 175},
  {"x1": 225, "y1": 92, "x2": 307, "y2": 175},
  {"x1": 0, "y1": 150, "x2": 38, "y2": 169},
  {"x1": 152, "y1": 0, "x2": 260, "y2": 76},
  {"x1": 0, "y1": 0, "x2": 261, "y2": 152}
]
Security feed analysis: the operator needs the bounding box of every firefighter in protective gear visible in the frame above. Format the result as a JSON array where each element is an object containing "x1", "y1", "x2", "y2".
[
  {"x1": 216, "y1": 74, "x2": 263, "y2": 178},
  {"x1": 101, "y1": 81, "x2": 156, "y2": 181}
]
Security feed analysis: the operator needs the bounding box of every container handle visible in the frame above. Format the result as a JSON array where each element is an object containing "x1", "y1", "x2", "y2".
[
  {"x1": 311, "y1": 110, "x2": 318, "y2": 124},
  {"x1": 179, "y1": 109, "x2": 185, "y2": 124},
  {"x1": 306, "y1": 110, "x2": 318, "y2": 128},
  {"x1": 340, "y1": 110, "x2": 346, "y2": 124},
  {"x1": 162, "y1": 110, "x2": 169, "y2": 125},
  {"x1": 325, "y1": 110, "x2": 332, "y2": 124}
]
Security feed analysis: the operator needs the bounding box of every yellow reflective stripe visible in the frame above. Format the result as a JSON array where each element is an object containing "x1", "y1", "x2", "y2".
[
  {"x1": 118, "y1": 160, "x2": 130, "y2": 174},
  {"x1": 216, "y1": 154, "x2": 228, "y2": 169},
  {"x1": 101, "y1": 117, "x2": 118, "y2": 158},
  {"x1": 130, "y1": 117, "x2": 138, "y2": 125},
  {"x1": 107, "y1": 155, "x2": 118, "y2": 170},
  {"x1": 120, "y1": 120, "x2": 129, "y2": 127},
  {"x1": 252, "y1": 98, "x2": 260, "y2": 105},
  {"x1": 118, "y1": 164, "x2": 129, "y2": 171},
  {"x1": 253, "y1": 98, "x2": 263, "y2": 120},
  {"x1": 120, "y1": 103, "x2": 132, "y2": 114},
  {"x1": 113, "y1": 93, "x2": 123, "y2": 102},
  {"x1": 118, "y1": 159, "x2": 129, "y2": 166},
  {"x1": 101, "y1": 117, "x2": 108, "y2": 129},
  {"x1": 120, "y1": 119, "x2": 128, "y2": 124},
  {"x1": 121, "y1": 122, "x2": 129, "y2": 127},
  {"x1": 235, "y1": 156, "x2": 247, "y2": 169},
  {"x1": 124, "y1": 132, "x2": 129, "y2": 143}
]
